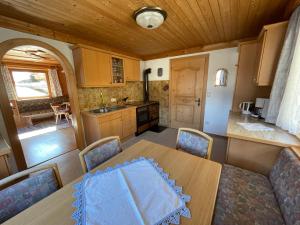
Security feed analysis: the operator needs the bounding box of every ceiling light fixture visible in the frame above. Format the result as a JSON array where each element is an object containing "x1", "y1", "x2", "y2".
[{"x1": 133, "y1": 6, "x2": 167, "y2": 29}]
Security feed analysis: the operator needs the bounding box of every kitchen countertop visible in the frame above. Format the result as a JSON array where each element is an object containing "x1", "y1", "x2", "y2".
[
  {"x1": 82, "y1": 105, "x2": 136, "y2": 118},
  {"x1": 0, "y1": 135, "x2": 11, "y2": 157},
  {"x1": 227, "y1": 112, "x2": 300, "y2": 147},
  {"x1": 126, "y1": 101, "x2": 159, "y2": 107}
]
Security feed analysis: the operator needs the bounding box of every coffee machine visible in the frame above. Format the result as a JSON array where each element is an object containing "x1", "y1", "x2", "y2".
[{"x1": 252, "y1": 98, "x2": 270, "y2": 118}]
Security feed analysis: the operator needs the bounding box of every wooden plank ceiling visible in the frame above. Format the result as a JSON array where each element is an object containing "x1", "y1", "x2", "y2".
[
  {"x1": 0, "y1": 0, "x2": 294, "y2": 59},
  {"x1": 3, "y1": 46, "x2": 60, "y2": 65}
]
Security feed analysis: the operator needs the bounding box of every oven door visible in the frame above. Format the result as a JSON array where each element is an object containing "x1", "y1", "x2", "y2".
[{"x1": 136, "y1": 106, "x2": 149, "y2": 126}]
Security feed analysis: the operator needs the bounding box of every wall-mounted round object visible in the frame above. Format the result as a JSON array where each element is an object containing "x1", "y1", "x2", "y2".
[
  {"x1": 215, "y1": 68, "x2": 228, "y2": 87},
  {"x1": 133, "y1": 7, "x2": 167, "y2": 29}
]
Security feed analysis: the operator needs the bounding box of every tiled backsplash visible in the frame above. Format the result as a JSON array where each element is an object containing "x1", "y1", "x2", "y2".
[
  {"x1": 78, "y1": 80, "x2": 170, "y2": 127},
  {"x1": 149, "y1": 80, "x2": 169, "y2": 126},
  {"x1": 78, "y1": 81, "x2": 143, "y2": 111}
]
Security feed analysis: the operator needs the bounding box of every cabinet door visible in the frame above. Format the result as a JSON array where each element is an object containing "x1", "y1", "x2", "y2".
[
  {"x1": 97, "y1": 51, "x2": 112, "y2": 86},
  {"x1": 99, "y1": 117, "x2": 123, "y2": 138},
  {"x1": 255, "y1": 22, "x2": 287, "y2": 86},
  {"x1": 124, "y1": 58, "x2": 140, "y2": 81},
  {"x1": 73, "y1": 47, "x2": 111, "y2": 87},
  {"x1": 81, "y1": 48, "x2": 102, "y2": 86},
  {"x1": 111, "y1": 56, "x2": 125, "y2": 85},
  {"x1": 122, "y1": 108, "x2": 136, "y2": 138}
]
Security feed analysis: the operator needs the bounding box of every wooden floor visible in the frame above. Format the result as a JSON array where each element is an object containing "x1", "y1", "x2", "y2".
[{"x1": 21, "y1": 127, "x2": 77, "y2": 168}]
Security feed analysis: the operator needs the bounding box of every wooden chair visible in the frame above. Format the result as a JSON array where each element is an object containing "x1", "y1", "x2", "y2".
[
  {"x1": 50, "y1": 102, "x2": 70, "y2": 124},
  {"x1": 79, "y1": 136, "x2": 122, "y2": 173},
  {"x1": 0, "y1": 164, "x2": 62, "y2": 223},
  {"x1": 176, "y1": 128, "x2": 213, "y2": 159}
]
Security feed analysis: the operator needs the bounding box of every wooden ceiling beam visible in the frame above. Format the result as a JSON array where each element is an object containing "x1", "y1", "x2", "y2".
[
  {"x1": 0, "y1": 15, "x2": 142, "y2": 59},
  {"x1": 142, "y1": 37, "x2": 256, "y2": 60}
]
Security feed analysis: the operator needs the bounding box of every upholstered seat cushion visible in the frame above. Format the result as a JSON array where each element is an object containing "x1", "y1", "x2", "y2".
[
  {"x1": 0, "y1": 169, "x2": 59, "y2": 223},
  {"x1": 177, "y1": 130, "x2": 209, "y2": 157},
  {"x1": 213, "y1": 164, "x2": 285, "y2": 225},
  {"x1": 84, "y1": 139, "x2": 122, "y2": 171},
  {"x1": 269, "y1": 148, "x2": 300, "y2": 225}
]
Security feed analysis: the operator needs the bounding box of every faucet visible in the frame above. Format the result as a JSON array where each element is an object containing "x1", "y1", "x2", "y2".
[{"x1": 100, "y1": 91, "x2": 104, "y2": 107}]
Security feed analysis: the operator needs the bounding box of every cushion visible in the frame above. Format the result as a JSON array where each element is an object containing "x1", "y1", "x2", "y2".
[
  {"x1": 269, "y1": 148, "x2": 300, "y2": 225},
  {"x1": 0, "y1": 169, "x2": 59, "y2": 223},
  {"x1": 213, "y1": 164, "x2": 285, "y2": 225},
  {"x1": 84, "y1": 139, "x2": 122, "y2": 171},
  {"x1": 177, "y1": 130, "x2": 209, "y2": 157},
  {"x1": 17, "y1": 96, "x2": 69, "y2": 113}
]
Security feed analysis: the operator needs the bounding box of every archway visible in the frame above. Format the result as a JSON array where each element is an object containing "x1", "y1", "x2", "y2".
[{"x1": 0, "y1": 38, "x2": 84, "y2": 171}]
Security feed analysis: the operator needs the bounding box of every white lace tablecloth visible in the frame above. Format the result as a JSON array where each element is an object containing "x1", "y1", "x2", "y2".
[{"x1": 72, "y1": 158, "x2": 191, "y2": 225}]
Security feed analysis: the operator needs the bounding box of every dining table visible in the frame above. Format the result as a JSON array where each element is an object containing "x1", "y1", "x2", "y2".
[{"x1": 3, "y1": 140, "x2": 222, "y2": 225}]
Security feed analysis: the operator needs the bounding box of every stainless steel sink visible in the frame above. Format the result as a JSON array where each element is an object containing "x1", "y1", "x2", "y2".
[{"x1": 90, "y1": 105, "x2": 127, "y2": 114}]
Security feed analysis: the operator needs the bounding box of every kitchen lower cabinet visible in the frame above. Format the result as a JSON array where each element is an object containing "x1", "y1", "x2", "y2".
[
  {"x1": 122, "y1": 107, "x2": 136, "y2": 138},
  {"x1": 82, "y1": 107, "x2": 136, "y2": 145},
  {"x1": 99, "y1": 115, "x2": 123, "y2": 138}
]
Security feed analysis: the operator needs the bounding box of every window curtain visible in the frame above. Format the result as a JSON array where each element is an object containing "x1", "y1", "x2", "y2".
[
  {"x1": 265, "y1": 6, "x2": 300, "y2": 135},
  {"x1": 0, "y1": 64, "x2": 17, "y2": 100},
  {"x1": 48, "y1": 68, "x2": 63, "y2": 97}
]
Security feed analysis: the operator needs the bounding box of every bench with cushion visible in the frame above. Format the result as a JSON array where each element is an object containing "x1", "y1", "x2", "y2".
[
  {"x1": 17, "y1": 96, "x2": 69, "y2": 119},
  {"x1": 213, "y1": 148, "x2": 300, "y2": 225}
]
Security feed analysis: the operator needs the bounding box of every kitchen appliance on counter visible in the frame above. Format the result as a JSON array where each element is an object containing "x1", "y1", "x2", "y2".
[
  {"x1": 239, "y1": 101, "x2": 253, "y2": 115},
  {"x1": 252, "y1": 98, "x2": 270, "y2": 119}
]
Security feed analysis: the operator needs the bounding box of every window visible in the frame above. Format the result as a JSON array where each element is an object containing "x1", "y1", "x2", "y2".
[{"x1": 10, "y1": 70, "x2": 51, "y2": 99}]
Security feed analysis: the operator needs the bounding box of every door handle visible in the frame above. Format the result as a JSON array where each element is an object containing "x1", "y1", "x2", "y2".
[{"x1": 195, "y1": 98, "x2": 200, "y2": 106}]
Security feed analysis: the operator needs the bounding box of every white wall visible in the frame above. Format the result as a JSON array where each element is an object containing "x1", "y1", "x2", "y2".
[
  {"x1": 142, "y1": 48, "x2": 239, "y2": 136},
  {"x1": 0, "y1": 27, "x2": 74, "y2": 68}
]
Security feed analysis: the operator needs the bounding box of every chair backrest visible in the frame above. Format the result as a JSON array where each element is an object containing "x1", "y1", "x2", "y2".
[
  {"x1": 79, "y1": 136, "x2": 122, "y2": 173},
  {"x1": 176, "y1": 128, "x2": 213, "y2": 159},
  {"x1": 269, "y1": 148, "x2": 300, "y2": 225},
  {"x1": 0, "y1": 164, "x2": 62, "y2": 223},
  {"x1": 50, "y1": 103, "x2": 60, "y2": 114}
]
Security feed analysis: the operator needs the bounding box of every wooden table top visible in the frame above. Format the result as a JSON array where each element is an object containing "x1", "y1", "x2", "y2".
[
  {"x1": 227, "y1": 112, "x2": 300, "y2": 147},
  {"x1": 4, "y1": 140, "x2": 222, "y2": 225}
]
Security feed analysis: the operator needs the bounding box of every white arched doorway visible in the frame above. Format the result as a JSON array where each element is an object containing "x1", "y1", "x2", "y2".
[{"x1": 0, "y1": 38, "x2": 84, "y2": 170}]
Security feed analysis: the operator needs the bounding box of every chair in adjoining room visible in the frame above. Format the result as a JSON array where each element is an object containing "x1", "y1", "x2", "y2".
[
  {"x1": 176, "y1": 128, "x2": 213, "y2": 159},
  {"x1": 79, "y1": 136, "x2": 122, "y2": 173},
  {"x1": 50, "y1": 102, "x2": 70, "y2": 124},
  {"x1": 0, "y1": 164, "x2": 62, "y2": 224}
]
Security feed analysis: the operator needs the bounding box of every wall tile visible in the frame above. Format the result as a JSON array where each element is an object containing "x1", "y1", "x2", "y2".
[
  {"x1": 149, "y1": 80, "x2": 169, "y2": 126},
  {"x1": 78, "y1": 81, "x2": 143, "y2": 111}
]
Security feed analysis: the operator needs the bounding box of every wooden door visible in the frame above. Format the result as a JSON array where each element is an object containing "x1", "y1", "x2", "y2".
[{"x1": 170, "y1": 55, "x2": 208, "y2": 130}]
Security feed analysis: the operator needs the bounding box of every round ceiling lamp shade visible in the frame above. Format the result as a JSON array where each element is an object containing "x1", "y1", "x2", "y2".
[{"x1": 133, "y1": 7, "x2": 167, "y2": 29}]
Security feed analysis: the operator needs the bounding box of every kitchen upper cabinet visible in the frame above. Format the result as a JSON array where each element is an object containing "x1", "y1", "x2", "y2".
[
  {"x1": 73, "y1": 47, "x2": 111, "y2": 87},
  {"x1": 73, "y1": 46, "x2": 141, "y2": 87},
  {"x1": 124, "y1": 58, "x2": 140, "y2": 81},
  {"x1": 111, "y1": 56, "x2": 125, "y2": 86},
  {"x1": 254, "y1": 21, "x2": 288, "y2": 86}
]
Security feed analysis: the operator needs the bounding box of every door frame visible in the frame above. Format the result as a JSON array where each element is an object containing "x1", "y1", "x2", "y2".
[
  {"x1": 169, "y1": 54, "x2": 209, "y2": 130},
  {"x1": 0, "y1": 38, "x2": 85, "y2": 171}
]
